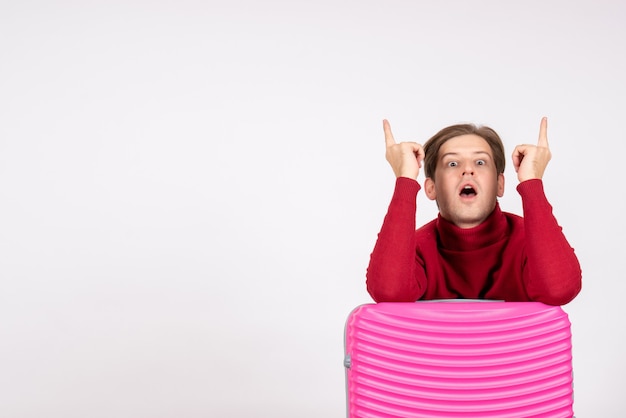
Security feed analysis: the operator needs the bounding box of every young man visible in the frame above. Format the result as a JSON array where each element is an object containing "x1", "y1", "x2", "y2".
[{"x1": 366, "y1": 118, "x2": 581, "y2": 306}]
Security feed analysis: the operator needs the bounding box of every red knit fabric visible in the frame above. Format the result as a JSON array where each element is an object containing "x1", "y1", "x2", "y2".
[{"x1": 366, "y1": 177, "x2": 582, "y2": 306}]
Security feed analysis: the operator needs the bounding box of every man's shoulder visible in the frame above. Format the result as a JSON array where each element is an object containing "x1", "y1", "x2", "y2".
[
  {"x1": 415, "y1": 218, "x2": 438, "y2": 237},
  {"x1": 501, "y1": 210, "x2": 525, "y2": 232}
]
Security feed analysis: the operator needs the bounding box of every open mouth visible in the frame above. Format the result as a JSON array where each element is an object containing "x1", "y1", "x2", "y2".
[{"x1": 460, "y1": 185, "x2": 477, "y2": 197}]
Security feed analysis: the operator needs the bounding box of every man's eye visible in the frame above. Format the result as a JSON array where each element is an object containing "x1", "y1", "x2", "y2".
[
  {"x1": 448, "y1": 161, "x2": 458, "y2": 167},
  {"x1": 476, "y1": 160, "x2": 486, "y2": 166}
]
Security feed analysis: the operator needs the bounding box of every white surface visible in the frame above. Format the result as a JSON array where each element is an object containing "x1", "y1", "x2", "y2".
[{"x1": 0, "y1": 1, "x2": 623, "y2": 416}]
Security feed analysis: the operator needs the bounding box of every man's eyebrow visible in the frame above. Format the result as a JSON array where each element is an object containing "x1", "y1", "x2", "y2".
[{"x1": 440, "y1": 151, "x2": 492, "y2": 159}]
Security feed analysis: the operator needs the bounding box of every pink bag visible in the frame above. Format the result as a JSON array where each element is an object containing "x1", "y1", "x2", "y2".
[{"x1": 344, "y1": 301, "x2": 574, "y2": 417}]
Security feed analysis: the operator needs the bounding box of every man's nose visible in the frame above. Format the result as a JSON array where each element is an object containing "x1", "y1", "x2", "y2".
[{"x1": 462, "y1": 162, "x2": 474, "y2": 176}]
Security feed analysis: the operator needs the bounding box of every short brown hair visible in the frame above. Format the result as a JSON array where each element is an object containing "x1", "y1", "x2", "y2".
[{"x1": 423, "y1": 124, "x2": 506, "y2": 178}]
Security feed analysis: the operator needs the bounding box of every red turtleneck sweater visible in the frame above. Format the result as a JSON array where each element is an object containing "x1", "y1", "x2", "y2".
[{"x1": 366, "y1": 177, "x2": 582, "y2": 306}]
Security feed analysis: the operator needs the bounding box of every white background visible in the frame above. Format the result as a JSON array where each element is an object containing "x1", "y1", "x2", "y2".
[{"x1": 1, "y1": 1, "x2": 624, "y2": 416}]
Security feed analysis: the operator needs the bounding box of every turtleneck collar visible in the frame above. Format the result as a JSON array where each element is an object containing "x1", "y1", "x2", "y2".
[{"x1": 436, "y1": 202, "x2": 509, "y2": 251}]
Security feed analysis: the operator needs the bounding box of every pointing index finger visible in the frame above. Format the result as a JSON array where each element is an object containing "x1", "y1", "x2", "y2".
[
  {"x1": 383, "y1": 119, "x2": 396, "y2": 147},
  {"x1": 538, "y1": 116, "x2": 549, "y2": 148}
]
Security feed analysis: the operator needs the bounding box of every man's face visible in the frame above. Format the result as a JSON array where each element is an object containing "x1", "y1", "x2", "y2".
[{"x1": 424, "y1": 134, "x2": 504, "y2": 229}]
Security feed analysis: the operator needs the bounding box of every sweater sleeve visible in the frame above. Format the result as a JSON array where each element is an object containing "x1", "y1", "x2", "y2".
[
  {"x1": 517, "y1": 179, "x2": 582, "y2": 305},
  {"x1": 366, "y1": 177, "x2": 426, "y2": 302}
]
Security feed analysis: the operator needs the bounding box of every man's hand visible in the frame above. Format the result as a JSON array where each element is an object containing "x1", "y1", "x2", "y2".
[
  {"x1": 512, "y1": 117, "x2": 552, "y2": 182},
  {"x1": 383, "y1": 119, "x2": 424, "y2": 180}
]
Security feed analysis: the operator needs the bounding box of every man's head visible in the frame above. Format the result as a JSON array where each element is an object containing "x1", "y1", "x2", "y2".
[{"x1": 423, "y1": 124, "x2": 506, "y2": 229}]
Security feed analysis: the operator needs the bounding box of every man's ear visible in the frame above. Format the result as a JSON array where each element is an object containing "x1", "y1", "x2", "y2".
[
  {"x1": 424, "y1": 177, "x2": 437, "y2": 201},
  {"x1": 497, "y1": 173, "x2": 505, "y2": 197}
]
